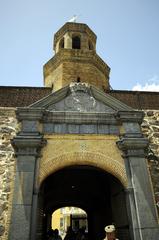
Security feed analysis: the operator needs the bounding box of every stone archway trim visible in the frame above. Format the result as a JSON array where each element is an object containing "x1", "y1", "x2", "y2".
[{"x1": 39, "y1": 151, "x2": 127, "y2": 187}]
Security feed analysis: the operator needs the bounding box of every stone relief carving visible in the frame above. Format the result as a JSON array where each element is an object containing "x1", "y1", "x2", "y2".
[
  {"x1": 48, "y1": 82, "x2": 114, "y2": 112},
  {"x1": 65, "y1": 91, "x2": 96, "y2": 112}
]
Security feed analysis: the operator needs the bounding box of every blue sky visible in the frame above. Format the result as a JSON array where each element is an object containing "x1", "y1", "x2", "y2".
[{"x1": 0, "y1": 0, "x2": 159, "y2": 91}]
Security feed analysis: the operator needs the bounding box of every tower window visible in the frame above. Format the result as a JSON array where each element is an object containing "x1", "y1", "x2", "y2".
[
  {"x1": 59, "y1": 38, "x2": 64, "y2": 49},
  {"x1": 72, "y1": 36, "x2": 81, "y2": 49}
]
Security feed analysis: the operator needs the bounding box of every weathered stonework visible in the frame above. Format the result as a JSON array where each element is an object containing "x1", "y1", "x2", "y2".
[
  {"x1": 0, "y1": 108, "x2": 18, "y2": 240},
  {"x1": 141, "y1": 110, "x2": 159, "y2": 217}
]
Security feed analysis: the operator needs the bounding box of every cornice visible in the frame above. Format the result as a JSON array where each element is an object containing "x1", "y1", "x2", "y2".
[
  {"x1": 43, "y1": 111, "x2": 117, "y2": 124},
  {"x1": 11, "y1": 134, "x2": 46, "y2": 156},
  {"x1": 117, "y1": 137, "x2": 148, "y2": 150},
  {"x1": 117, "y1": 137, "x2": 148, "y2": 157},
  {"x1": 30, "y1": 83, "x2": 133, "y2": 111},
  {"x1": 16, "y1": 108, "x2": 44, "y2": 120},
  {"x1": 116, "y1": 110, "x2": 144, "y2": 123}
]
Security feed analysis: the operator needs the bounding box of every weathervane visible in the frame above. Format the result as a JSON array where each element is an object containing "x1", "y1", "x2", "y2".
[{"x1": 68, "y1": 15, "x2": 79, "y2": 23}]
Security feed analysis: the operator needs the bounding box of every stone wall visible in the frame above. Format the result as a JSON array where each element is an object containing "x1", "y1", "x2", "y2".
[
  {"x1": 0, "y1": 108, "x2": 17, "y2": 240},
  {"x1": 141, "y1": 110, "x2": 159, "y2": 217}
]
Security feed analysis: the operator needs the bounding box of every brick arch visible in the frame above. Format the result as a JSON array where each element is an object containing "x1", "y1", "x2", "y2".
[{"x1": 39, "y1": 151, "x2": 127, "y2": 187}]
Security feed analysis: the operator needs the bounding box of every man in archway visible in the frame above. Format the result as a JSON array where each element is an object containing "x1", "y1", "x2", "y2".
[{"x1": 103, "y1": 225, "x2": 119, "y2": 240}]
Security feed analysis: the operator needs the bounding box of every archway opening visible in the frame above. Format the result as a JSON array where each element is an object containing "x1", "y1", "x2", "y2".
[
  {"x1": 72, "y1": 36, "x2": 81, "y2": 49},
  {"x1": 59, "y1": 38, "x2": 64, "y2": 49},
  {"x1": 52, "y1": 207, "x2": 88, "y2": 239},
  {"x1": 36, "y1": 165, "x2": 130, "y2": 240}
]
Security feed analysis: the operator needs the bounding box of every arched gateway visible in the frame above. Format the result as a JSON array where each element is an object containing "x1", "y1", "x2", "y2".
[
  {"x1": 37, "y1": 165, "x2": 128, "y2": 240},
  {"x1": 10, "y1": 22, "x2": 159, "y2": 240}
]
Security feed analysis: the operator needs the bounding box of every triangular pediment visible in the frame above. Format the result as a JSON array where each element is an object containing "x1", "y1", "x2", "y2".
[{"x1": 30, "y1": 83, "x2": 133, "y2": 112}]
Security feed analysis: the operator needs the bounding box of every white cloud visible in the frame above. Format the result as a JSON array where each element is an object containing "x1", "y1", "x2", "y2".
[{"x1": 132, "y1": 75, "x2": 159, "y2": 92}]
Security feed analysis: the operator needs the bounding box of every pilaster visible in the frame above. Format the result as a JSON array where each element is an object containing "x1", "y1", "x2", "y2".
[
  {"x1": 117, "y1": 110, "x2": 159, "y2": 240},
  {"x1": 9, "y1": 108, "x2": 45, "y2": 240}
]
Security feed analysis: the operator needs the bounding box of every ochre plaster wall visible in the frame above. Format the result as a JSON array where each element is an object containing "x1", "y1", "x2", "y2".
[{"x1": 39, "y1": 135, "x2": 127, "y2": 187}]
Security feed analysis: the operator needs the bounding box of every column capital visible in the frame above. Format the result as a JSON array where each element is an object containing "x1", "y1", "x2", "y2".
[
  {"x1": 11, "y1": 134, "x2": 46, "y2": 156},
  {"x1": 116, "y1": 110, "x2": 144, "y2": 123},
  {"x1": 16, "y1": 107, "x2": 44, "y2": 121},
  {"x1": 117, "y1": 137, "x2": 148, "y2": 157}
]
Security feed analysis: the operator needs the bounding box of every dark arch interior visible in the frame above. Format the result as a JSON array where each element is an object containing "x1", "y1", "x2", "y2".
[
  {"x1": 36, "y1": 166, "x2": 130, "y2": 240},
  {"x1": 59, "y1": 38, "x2": 64, "y2": 49},
  {"x1": 72, "y1": 36, "x2": 81, "y2": 49}
]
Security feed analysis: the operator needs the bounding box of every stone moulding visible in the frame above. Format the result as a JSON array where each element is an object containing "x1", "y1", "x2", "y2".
[
  {"x1": 116, "y1": 110, "x2": 144, "y2": 123},
  {"x1": 117, "y1": 137, "x2": 148, "y2": 149},
  {"x1": 39, "y1": 151, "x2": 127, "y2": 187},
  {"x1": 11, "y1": 135, "x2": 46, "y2": 156},
  {"x1": 29, "y1": 83, "x2": 133, "y2": 112},
  {"x1": 43, "y1": 111, "x2": 117, "y2": 124},
  {"x1": 16, "y1": 108, "x2": 44, "y2": 120},
  {"x1": 116, "y1": 137, "x2": 149, "y2": 157}
]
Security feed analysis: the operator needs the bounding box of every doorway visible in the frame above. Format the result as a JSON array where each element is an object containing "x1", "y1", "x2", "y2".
[
  {"x1": 36, "y1": 165, "x2": 130, "y2": 240},
  {"x1": 52, "y1": 207, "x2": 88, "y2": 239}
]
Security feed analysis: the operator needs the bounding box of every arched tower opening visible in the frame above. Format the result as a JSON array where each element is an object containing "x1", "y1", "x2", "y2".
[
  {"x1": 59, "y1": 37, "x2": 64, "y2": 49},
  {"x1": 72, "y1": 36, "x2": 81, "y2": 49},
  {"x1": 35, "y1": 165, "x2": 130, "y2": 240}
]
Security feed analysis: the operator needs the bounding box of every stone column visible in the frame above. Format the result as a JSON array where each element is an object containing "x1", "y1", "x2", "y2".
[
  {"x1": 81, "y1": 33, "x2": 88, "y2": 50},
  {"x1": 64, "y1": 33, "x2": 72, "y2": 49},
  {"x1": 9, "y1": 108, "x2": 45, "y2": 240},
  {"x1": 117, "y1": 111, "x2": 159, "y2": 240}
]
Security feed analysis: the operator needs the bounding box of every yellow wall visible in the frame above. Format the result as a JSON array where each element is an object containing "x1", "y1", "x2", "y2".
[
  {"x1": 52, "y1": 209, "x2": 61, "y2": 230},
  {"x1": 39, "y1": 134, "x2": 127, "y2": 187}
]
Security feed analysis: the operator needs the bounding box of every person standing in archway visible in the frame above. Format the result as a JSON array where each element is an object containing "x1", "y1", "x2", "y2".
[
  {"x1": 103, "y1": 225, "x2": 119, "y2": 240},
  {"x1": 64, "y1": 226, "x2": 76, "y2": 240},
  {"x1": 53, "y1": 229, "x2": 62, "y2": 240}
]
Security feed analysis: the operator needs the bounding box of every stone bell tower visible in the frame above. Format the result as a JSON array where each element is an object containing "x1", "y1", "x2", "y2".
[{"x1": 44, "y1": 22, "x2": 110, "y2": 91}]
